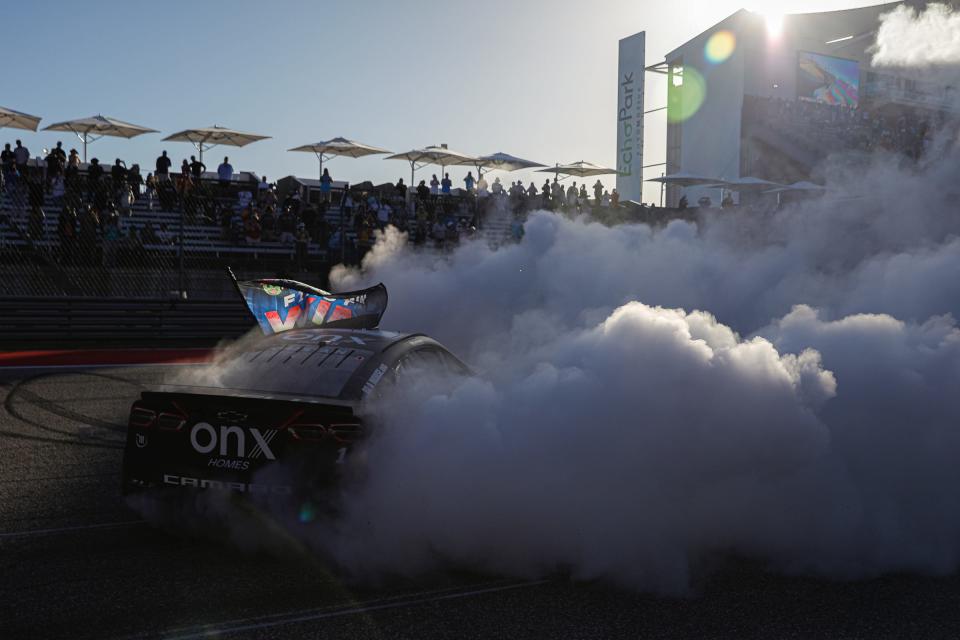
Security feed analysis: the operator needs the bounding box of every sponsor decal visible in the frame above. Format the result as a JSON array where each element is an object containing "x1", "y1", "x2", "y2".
[
  {"x1": 362, "y1": 363, "x2": 390, "y2": 396},
  {"x1": 262, "y1": 284, "x2": 283, "y2": 296},
  {"x1": 189, "y1": 422, "x2": 279, "y2": 466},
  {"x1": 135, "y1": 433, "x2": 148, "y2": 448},
  {"x1": 163, "y1": 474, "x2": 292, "y2": 495}
]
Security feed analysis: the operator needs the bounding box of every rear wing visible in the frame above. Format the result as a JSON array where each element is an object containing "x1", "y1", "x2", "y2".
[{"x1": 228, "y1": 269, "x2": 388, "y2": 335}]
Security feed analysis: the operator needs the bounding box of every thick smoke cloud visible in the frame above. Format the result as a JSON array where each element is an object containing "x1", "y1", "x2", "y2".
[
  {"x1": 871, "y1": 3, "x2": 960, "y2": 68},
  {"x1": 313, "y1": 104, "x2": 960, "y2": 590}
]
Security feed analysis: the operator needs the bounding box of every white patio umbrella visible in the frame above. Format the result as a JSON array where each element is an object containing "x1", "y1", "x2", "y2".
[
  {"x1": 163, "y1": 125, "x2": 270, "y2": 163},
  {"x1": 0, "y1": 106, "x2": 41, "y2": 132},
  {"x1": 288, "y1": 137, "x2": 391, "y2": 181},
  {"x1": 457, "y1": 151, "x2": 546, "y2": 178},
  {"x1": 646, "y1": 171, "x2": 727, "y2": 187},
  {"x1": 709, "y1": 176, "x2": 785, "y2": 192},
  {"x1": 537, "y1": 160, "x2": 618, "y2": 180},
  {"x1": 385, "y1": 145, "x2": 477, "y2": 188},
  {"x1": 763, "y1": 180, "x2": 827, "y2": 194},
  {"x1": 43, "y1": 114, "x2": 158, "y2": 161}
]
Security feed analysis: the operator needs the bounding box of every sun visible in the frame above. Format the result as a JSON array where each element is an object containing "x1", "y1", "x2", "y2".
[{"x1": 763, "y1": 12, "x2": 784, "y2": 38}]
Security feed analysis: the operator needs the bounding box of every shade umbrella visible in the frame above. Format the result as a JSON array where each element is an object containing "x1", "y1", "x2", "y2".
[
  {"x1": 288, "y1": 137, "x2": 391, "y2": 181},
  {"x1": 646, "y1": 171, "x2": 727, "y2": 187},
  {"x1": 43, "y1": 114, "x2": 158, "y2": 161},
  {"x1": 537, "y1": 160, "x2": 618, "y2": 180},
  {"x1": 763, "y1": 180, "x2": 827, "y2": 194},
  {"x1": 457, "y1": 151, "x2": 546, "y2": 178},
  {"x1": 163, "y1": 125, "x2": 270, "y2": 164},
  {"x1": 708, "y1": 176, "x2": 785, "y2": 192},
  {"x1": 385, "y1": 145, "x2": 477, "y2": 188},
  {"x1": 0, "y1": 106, "x2": 41, "y2": 132}
]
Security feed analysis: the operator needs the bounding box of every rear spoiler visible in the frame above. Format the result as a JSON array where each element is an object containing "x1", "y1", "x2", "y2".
[{"x1": 228, "y1": 268, "x2": 388, "y2": 335}]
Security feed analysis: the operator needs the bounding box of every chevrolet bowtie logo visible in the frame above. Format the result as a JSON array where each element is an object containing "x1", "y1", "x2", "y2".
[{"x1": 216, "y1": 410, "x2": 248, "y2": 424}]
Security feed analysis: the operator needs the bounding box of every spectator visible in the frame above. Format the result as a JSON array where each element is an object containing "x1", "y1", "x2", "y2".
[
  {"x1": 593, "y1": 179, "x2": 603, "y2": 202},
  {"x1": 492, "y1": 177, "x2": 503, "y2": 195},
  {"x1": 527, "y1": 181, "x2": 538, "y2": 198},
  {"x1": 189, "y1": 155, "x2": 205, "y2": 183},
  {"x1": 127, "y1": 164, "x2": 143, "y2": 199},
  {"x1": 13, "y1": 139, "x2": 29, "y2": 176},
  {"x1": 155, "y1": 150, "x2": 172, "y2": 182},
  {"x1": 477, "y1": 174, "x2": 489, "y2": 198},
  {"x1": 144, "y1": 173, "x2": 157, "y2": 210},
  {"x1": 1, "y1": 143, "x2": 15, "y2": 191},
  {"x1": 377, "y1": 201, "x2": 390, "y2": 229},
  {"x1": 395, "y1": 177, "x2": 407, "y2": 200},
  {"x1": 178, "y1": 159, "x2": 191, "y2": 193},
  {"x1": 601, "y1": 190, "x2": 611, "y2": 207},
  {"x1": 111, "y1": 158, "x2": 127, "y2": 192},
  {"x1": 217, "y1": 156, "x2": 233, "y2": 189},
  {"x1": 441, "y1": 173, "x2": 452, "y2": 195},
  {"x1": 678, "y1": 194, "x2": 688, "y2": 209},
  {"x1": 320, "y1": 168, "x2": 333, "y2": 203},
  {"x1": 464, "y1": 171, "x2": 475, "y2": 194},
  {"x1": 66, "y1": 148, "x2": 80, "y2": 176},
  {"x1": 416, "y1": 179, "x2": 429, "y2": 201},
  {"x1": 429, "y1": 174, "x2": 440, "y2": 197},
  {"x1": 551, "y1": 178, "x2": 563, "y2": 204},
  {"x1": 87, "y1": 158, "x2": 104, "y2": 201},
  {"x1": 566, "y1": 182, "x2": 577, "y2": 207},
  {"x1": 611, "y1": 188, "x2": 620, "y2": 208},
  {"x1": 45, "y1": 143, "x2": 65, "y2": 191},
  {"x1": 258, "y1": 175, "x2": 270, "y2": 193}
]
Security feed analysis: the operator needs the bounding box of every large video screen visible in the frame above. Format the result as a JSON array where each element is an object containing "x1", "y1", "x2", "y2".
[{"x1": 797, "y1": 51, "x2": 860, "y2": 108}]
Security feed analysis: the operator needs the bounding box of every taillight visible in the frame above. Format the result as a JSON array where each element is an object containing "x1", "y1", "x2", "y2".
[
  {"x1": 288, "y1": 424, "x2": 329, "y2": 442},
  {"x1": 129, "y1": 404, "x2": 156, "y2": 429},
  {"x1": 285, "y1": 409, "x2": 364, "y2": 444},
  {"x1": 157, "y1": 412, "x2": 186, "y2": 431},
  {"x1": 328, "y1": 423, "x2": 363, "y2": 444}
]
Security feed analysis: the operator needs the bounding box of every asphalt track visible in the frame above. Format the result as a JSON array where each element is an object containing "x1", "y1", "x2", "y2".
[{"x1": 3, "y1": 362, "x2": 960, "y2": 639}]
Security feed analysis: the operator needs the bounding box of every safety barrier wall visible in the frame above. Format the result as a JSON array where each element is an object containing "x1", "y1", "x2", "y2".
[{"x1": 0, "y1": 297, "x2": 255, "y2": 347}]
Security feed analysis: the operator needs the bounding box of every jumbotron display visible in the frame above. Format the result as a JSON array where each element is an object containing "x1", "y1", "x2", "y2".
[{"x1": 797, "y1": 50, "x2": 860, "y2": 108}]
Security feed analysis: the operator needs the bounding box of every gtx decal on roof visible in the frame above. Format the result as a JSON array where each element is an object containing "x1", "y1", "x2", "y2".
[{"x1": 229, "y1": 270, "x2": 388, "y2": 335}]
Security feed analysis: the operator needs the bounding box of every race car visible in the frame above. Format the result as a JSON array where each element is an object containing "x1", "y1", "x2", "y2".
[{"x1": 121, "y1": 276, "x2": 468, "y2": 502}]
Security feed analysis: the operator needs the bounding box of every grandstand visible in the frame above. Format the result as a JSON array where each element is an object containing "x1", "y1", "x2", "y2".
[{"x1": 0, "y1": 165, "x2": 516, "y2": 300}]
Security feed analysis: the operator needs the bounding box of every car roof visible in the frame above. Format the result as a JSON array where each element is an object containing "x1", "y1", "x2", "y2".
[
  {"x1": 254, "y1": 327, "x2": 415, "y2": 353},
  {"x1": 161, "y1": 328, "x2": 445, "y2": 404}
]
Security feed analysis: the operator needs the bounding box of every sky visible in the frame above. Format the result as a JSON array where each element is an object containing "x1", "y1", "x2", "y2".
[{"x1": 3, "y1": 0, "x2": 894, "y2": 203}]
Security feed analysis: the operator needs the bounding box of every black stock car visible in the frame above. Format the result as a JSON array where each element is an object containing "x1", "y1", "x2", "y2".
[
  {"x1": 121, "y1": 327, "x2": 469, "y2": 501},
  {"x1": 122, "y1": 276, "x2": 468, "y2": 504}
]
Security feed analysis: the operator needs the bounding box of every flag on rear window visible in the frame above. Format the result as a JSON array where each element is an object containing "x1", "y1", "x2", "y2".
[{"x1": 230, "y1": 272, "x2": 388, "y2": 335}]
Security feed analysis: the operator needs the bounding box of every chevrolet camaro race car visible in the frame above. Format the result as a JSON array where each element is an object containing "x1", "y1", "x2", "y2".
[{"x1": 121, "y1": 276, "x2": 468, "y2": 503}]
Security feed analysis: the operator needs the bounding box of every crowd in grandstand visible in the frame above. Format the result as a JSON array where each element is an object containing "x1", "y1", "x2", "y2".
[
  {"x1": 743, "y1": 94, "x2": 935, "y2": 160},
  {"x1": 1, "y1": 140, "x2": 624, "y2": 268}
]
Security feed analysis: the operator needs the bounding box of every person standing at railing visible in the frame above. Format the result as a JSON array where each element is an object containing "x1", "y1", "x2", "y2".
[
  {"x1": 87, "y1": 158, "x2": 104, "y2": 205},
  {"x1": 12, "y1": 140, "x2": 29, "y2": 178},
  {"x1": 155, "y1": 150, "x2": 172, "y2": 182},
  {"x1": 320, "y1": 167, "x2": 332, "y2": 203},
  {"x1": 0, "y1": 143, "x2": 14, "y2": 195},
  {"x1": 217, "y1": 156, "x2": 233, "y2": 195},
  {"x1": 189, "y1": 156, "x2": 205, "y2": 185}
]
